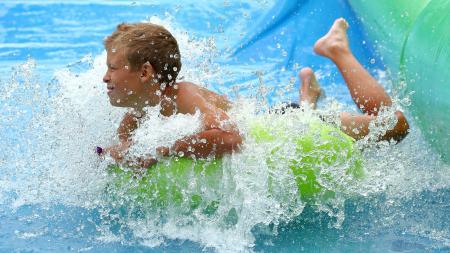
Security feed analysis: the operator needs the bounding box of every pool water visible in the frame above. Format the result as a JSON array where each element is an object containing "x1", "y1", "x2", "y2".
[{"x1": 1, "y1": 1, "x2": 449, "y2": 252}]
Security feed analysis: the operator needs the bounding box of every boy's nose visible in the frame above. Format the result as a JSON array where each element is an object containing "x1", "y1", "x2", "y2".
[{"x1": 103, "y1": 73, "x2": 110, "y2": 83}]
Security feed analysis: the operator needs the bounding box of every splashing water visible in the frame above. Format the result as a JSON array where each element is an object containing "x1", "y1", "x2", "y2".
[{"x1": 1, "y1": 14, "x2": 449, "y2": 253}]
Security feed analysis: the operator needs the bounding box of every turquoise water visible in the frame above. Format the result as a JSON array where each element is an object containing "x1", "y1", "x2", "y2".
[{"x1": 1, "y1": 1, "x2": 449, "y2": 252}]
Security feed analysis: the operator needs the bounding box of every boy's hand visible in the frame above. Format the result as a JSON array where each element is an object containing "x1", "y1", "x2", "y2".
[
  {"x1": 135, "y1": 156, "x2": 158, "y2": 168},
  {"x1": 97, "y1": 141, "x2": 158, "y2": 169},
  {"x1": 97, "y1": 141, "x2": 132, "y2": 162},
  {"x1": 110, "y1": 141, "x2": 132, "y2": 162},
  {"x1": 156, "y1": 146, "x2": 170, "y2": 157}
]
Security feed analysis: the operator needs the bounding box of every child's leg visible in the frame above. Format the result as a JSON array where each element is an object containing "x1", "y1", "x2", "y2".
[
  {"x1": 299, "y1": 67, "x2": 321, "y2": 109},
  {"x1": 312, "y1": 18, "x2": 409, "y2": 141},
  {"x1": 314, "y1": 18, "x2": 392, "y2": 115}
]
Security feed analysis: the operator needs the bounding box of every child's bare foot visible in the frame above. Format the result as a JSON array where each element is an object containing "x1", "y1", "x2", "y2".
[
  {"x1": 314, "y1": 18, "x2": 350, "y2": 59},
  {"x1": 299, "y1": 67, "x2": 321, "y2": 109}
]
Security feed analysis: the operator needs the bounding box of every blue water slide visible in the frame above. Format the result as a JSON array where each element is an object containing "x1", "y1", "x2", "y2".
[{"x1": 224, "y1": 0, "x2": 382, "y2": 104}]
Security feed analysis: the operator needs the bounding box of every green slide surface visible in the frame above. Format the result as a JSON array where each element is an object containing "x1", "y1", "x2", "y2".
[
  {"x1": 400, "y1": 0, "x2": 450, "y2": 163},
  {"x1": 348, "y1": 0, "x2": 450, "y2": 163}
]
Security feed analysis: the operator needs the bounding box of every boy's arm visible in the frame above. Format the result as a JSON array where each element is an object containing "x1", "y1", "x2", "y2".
[
  {"x1": 100, "y1": 112, "x2": 138, "y2": 162},
  {"x1": 339, "y1": 111, "x2": 409, "y2": 142},
  {"x1": 160, "y1": 96, "x2": 242, "y2": 159},
  {"x1": 117, "y1": 111, "x2": 139, "y2": 142},
  {"x1": 161, "y1": 127, "x2": 242, "y2": 159}
]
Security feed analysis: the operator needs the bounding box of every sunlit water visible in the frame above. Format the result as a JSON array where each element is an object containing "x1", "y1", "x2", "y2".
[{"x1": 1, "y1": 1, "x2": 449, "y2": 252}]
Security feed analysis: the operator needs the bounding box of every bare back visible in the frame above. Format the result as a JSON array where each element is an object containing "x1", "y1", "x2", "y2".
[{"x1": 175, "y1": 82, "x2": 232, "y2": 114}]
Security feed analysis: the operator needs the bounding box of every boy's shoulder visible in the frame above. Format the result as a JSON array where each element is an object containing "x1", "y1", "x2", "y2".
[
  {"x1": 175, "y1": 81, "x2": 199, "y2": 101},
  {"x1": 174, "y1": 81, "x2": 231, "y2": 115},
  {"x1": 174, "y1": 81, "x2": 205, "y2": 113},
  {"x1": 176, "y1": 81, "x2": 194, "y2": 90}
]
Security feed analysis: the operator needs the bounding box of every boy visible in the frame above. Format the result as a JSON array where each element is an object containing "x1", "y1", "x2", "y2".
[
  {"x1": 98, "y1": 18, "x2": 409, "y2": 168},
  {"x1": 100, "y1": 23, "x2": 242, "y2": 167}
]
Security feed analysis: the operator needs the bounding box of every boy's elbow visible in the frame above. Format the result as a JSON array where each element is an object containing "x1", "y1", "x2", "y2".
[
  {"x1": 224, "y1": 130, "x2": 243, "y2": 153},
  {"x1": 394, "y1": 111, "x2": 409, "y2": 141}
]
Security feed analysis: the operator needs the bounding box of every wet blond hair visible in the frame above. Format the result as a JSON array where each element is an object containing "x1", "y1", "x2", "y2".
[{"x1": 104, "y1": 23, "x2": 181, "y2": 86}]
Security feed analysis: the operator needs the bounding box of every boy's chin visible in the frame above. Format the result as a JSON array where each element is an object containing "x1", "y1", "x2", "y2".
[{"x1": 108, "y1": 97, "x2": 127, "y2": 107}]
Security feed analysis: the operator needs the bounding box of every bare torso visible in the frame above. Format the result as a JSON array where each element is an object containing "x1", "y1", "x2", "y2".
[{"x1": 118, "y1": 81, "x2": 233, "y2": 142}]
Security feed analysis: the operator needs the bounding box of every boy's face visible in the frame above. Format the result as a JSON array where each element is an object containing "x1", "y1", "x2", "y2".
[{"x1": 103, "y1": 48, "x2": 147, "y2": 107}]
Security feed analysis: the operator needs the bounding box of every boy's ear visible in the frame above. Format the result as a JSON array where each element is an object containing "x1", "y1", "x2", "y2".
[{"x1": 140, "y1": 62, "x2": 155, "y2": 83}]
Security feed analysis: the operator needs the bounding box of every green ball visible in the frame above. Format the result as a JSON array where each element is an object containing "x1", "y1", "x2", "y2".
[
  {"x1": 106, "y1": 119, "x2": 364, "y2": 209},
  {"x1": 106, "y1": 157, "x2": 223, "y2": 213},
  {"x1": 249, "y1": 119, "x2": 364, "y2": 201}
]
